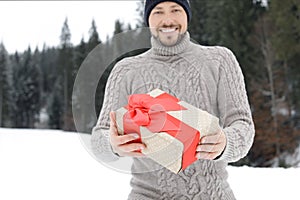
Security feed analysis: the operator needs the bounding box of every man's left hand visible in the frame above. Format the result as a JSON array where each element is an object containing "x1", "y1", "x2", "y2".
[{"x1": 196, "y1": 130, "x2": 227, "y2": 160}]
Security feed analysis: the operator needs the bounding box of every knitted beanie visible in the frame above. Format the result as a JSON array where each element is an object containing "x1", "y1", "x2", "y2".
[{"x1": 144, "y1": 0, "x2": 192, "y2": 27}]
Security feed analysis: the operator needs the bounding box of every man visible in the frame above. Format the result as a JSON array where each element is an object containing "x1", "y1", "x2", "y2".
[{"x1": 91, "y1": 0, "x2": 255, "y2": 199}]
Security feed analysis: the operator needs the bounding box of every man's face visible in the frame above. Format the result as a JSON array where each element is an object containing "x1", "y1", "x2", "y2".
[{"x1": 148, "y1": 1, "x2": 188, "y2": 47}]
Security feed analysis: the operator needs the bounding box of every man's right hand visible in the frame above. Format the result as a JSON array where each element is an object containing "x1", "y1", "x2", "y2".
[{"x1": 109, "y1": 111, "x2": 146, "y2": 157}]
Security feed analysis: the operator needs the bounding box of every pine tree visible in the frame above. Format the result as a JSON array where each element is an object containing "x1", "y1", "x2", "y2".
[
  {"x1": 0, "y1": 42, "x2": 12, "y2": 127},
  {"x1": 39, "y1": 45, "x2": 59, "y2": 101},
  {"x1": 48, "y1": 78, "x2": 63, "y2": 129},
  {"x1": 13, "y1": 47, "x2": 41, "y2": 128},
  {"x1": 114, "y1": 19, "x2": 124, "y2": 35},
  {"x1": 72, "y1": 37, "x2": 88, "y2": 132},
  {"x1": 57, "y1": 17, "x2": 75, "y2": 130},
  {"x1": 10, "y1": 52, "x2": 20, "y2": 127},
  {"x1": 73, "y1": 20, "x2": 102, "y2": 132},
  {"x1": 87, "y1": 19, "x2": 101, "y2": 52},
  {"x1": 74, "y1": 37, "x2": 87, "y2": 68},
  {"x1": 127, "y1": 23, "x2": 132, "y2": 31},
  {"x1": 0, "y1": 43, "x2": 6, "y2": 126}
]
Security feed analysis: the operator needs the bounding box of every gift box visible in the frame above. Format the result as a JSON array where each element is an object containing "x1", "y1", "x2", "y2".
[{"x1": 115, "y1": 89, "x2": 221, "y2": 173}]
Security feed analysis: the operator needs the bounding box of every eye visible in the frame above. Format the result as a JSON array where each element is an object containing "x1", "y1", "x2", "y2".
[
  {"x1": 172, "y1": 9, "x2": 181, "y2": 13},
  {"x1": 153, "y1": 11, "x2": 163, "y2": 15}
]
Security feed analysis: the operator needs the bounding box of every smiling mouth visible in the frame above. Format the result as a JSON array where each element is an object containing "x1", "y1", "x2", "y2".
[{"x1": 159, "y1": 27, "x2": 179, "y2": 33}]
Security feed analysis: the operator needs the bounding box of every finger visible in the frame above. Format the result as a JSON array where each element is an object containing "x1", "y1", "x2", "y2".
[
  {"x1": 109, "y1": 124, "x2": 118, "y2": 138},
  {"x1": 110, "y1": 111, "x2": 117, "y2": 127},
  {"x1": 196, "y1": 144, "x2": 217, "y2": 153},
  {"x1": 197, "y1": 141, "x2": 226, "y2": 152},
  {"x1": 118, "y1": 142, "x2": 146, "y2": 153},
  {"x1": 111, "y1": 133, "x2": 140, "y2": 145},
  {"x1": 109, "y1": 124, "x2": 118, "y2": 136},
  {"x1": 200, "y1": 134, "x2": 223, "y2": 145},
  {"x1": 109, "y1": 112, "x2": 119, "y2": 137}
]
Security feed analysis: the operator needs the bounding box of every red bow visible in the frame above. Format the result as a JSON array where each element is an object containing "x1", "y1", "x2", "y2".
[{"x1": 127, "y1": 93, "x2": 183, "y2": 130}]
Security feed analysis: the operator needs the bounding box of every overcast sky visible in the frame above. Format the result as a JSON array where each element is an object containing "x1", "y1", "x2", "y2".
[{"x1": 0, "y1": 1, "x2": 140, "y2": 53}]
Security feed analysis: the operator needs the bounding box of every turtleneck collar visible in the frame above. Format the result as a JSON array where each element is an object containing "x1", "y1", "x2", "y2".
[{"x1": 150, "y1": 32, "x2": 191, "y2": 56}]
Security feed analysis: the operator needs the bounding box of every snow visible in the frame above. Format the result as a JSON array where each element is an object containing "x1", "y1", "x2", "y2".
[{"x1": 0, "y1": 128, "x2": 299, "y2": 200}]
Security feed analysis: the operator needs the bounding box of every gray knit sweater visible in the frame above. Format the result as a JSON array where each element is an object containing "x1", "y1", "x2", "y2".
[{"x1": 91, "y1": 32, "x2": 255, "y2": 200}]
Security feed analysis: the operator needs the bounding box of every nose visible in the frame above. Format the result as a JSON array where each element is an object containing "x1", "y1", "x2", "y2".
[
  {"x1": 161, "y1": 17, "x2": 174, "y2": 26},
  {"x1": 161, "y1": 12, "x2": 174, "y2": 26}
]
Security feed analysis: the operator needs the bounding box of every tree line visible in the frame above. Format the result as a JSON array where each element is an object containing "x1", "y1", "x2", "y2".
[
  {"x1": 0, "y1": 18, "x2": 133, "y2": 130},
  {"x1": 0, "y1": 0, "x2": 299, "y2": 167}
]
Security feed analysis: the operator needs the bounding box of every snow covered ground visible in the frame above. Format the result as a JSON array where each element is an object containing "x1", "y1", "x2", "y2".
[{"x1": 0, "y1": 128, "x2": 299, "y2": 200}]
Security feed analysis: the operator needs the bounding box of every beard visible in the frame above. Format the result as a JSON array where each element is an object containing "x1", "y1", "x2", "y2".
[{"x1": 151, "y1": 24, "x2": 185, "y2": 47}]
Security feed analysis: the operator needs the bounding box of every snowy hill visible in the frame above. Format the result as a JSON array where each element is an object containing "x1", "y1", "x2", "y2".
[{"x1": 0, "y1": 128, "x2": 299, "y2": 200}]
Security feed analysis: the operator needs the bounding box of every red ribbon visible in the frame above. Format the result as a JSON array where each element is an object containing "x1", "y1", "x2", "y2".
[{"x1": 123, "y1": 92, "x2": 200, "y2": 170}]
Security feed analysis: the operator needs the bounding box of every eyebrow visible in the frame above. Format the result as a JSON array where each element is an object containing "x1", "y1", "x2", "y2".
[
  {"x1": 170, "y1": 5, "x2": 181, "y2": 8},
  {"x1": 153, "y1": 6, "x2": 163, "y2": 10},
  {"x1": 153, "y1": 4, "x2": 181, "y2": 10}
]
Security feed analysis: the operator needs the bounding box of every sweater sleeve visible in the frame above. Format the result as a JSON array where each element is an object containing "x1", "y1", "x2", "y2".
[
  {"x1": 91, "y1": 59, "x2": 132, "y2": 163},
  {"x1": 216, "y1": 47, "x2": 255, "y2": 163}
]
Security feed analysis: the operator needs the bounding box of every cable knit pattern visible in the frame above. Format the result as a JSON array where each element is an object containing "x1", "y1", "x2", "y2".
[{"x1": 91, "y1": 32, "x2": 255, "y2": 199}]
